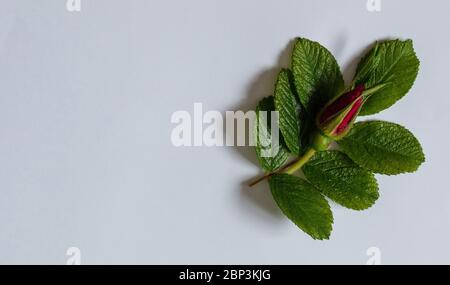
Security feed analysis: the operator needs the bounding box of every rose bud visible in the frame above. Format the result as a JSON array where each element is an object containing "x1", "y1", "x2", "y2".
[{"x1": 316, "y1": 84, "x2": 366, "y2": 140}]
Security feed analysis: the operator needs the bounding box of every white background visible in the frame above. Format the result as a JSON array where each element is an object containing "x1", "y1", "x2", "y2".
[{"x1": 0, "y1": 0, "x2": 449, "y2": 264}]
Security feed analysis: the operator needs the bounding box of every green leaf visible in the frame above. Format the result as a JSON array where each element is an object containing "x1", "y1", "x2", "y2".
[
  {"x1": 274, "y1": 69, "x2": 304, "y2": 155},
  {"x1": 353, "y1": 39, "x2": 420, "y2": 115},
  {"x1": 303, "y1": 151, "x2": 379, "y2": 210},
  {"x1": 269, "y1": 173, "x2": 333, "y2": 240},
  {"x1": 291, "y1": 37, "x2": 344, "y2": 115},
  {"x1": 338, "y1": 120, "x2": 425, "y2": 175},
  {"x1": 255, "y1": 96, "x2": 289, "y2": 172}
]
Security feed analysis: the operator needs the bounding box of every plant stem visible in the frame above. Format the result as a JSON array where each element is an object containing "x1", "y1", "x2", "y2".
[
  {"x1": 284, "y1": 148, "x2": 316, "y2": 174},
  {"x1": 248, "y1": 131, "x2": 333, "y2": 187},
  {"x1": 248, "y1": 172, "x2": 272, "y2": 187},
  {"x1": 248, "y1": 147, "x2": 316, "y2": 187}
]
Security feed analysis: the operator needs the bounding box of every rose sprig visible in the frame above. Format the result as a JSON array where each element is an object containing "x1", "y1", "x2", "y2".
[{"x1": 251, "y1": 38, "x2": 424, "y2": 240}]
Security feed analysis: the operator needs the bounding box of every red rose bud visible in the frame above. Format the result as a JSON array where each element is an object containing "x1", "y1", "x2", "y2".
[
  {"x1": 334, "y1": 96, "x2": 363, "y2": 135},
  {"x1": 316, "y1": 84, "x2": 365, "y2": 139}
]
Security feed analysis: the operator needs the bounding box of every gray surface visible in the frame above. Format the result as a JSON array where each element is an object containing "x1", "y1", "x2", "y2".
[{"x1": 0, "y1": 0, "x2": 449, "y2": 264}]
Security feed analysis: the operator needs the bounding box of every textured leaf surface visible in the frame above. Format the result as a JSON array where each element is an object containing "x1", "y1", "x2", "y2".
[
  {"x1": 269, "y1": 174, "x2": 333, "y2": 240},
  {"x1": 255, "y1": 96, "x2": 289, "y2": 171},
  {"x1": 338, "y1": 120, "x2": 425, "y2": 175},
  {"x1": 291, "y1": 38, "x2": 344, "y2": 115},
  {"x1": 303, "y1": 151, "x2": 379, "y2": 210},
  {"x1": 353, "y1": 39, "x2": 419, "y2": 115},
  {"x1": 274, "y1": 69, "x2": 303, "y2": 154}
]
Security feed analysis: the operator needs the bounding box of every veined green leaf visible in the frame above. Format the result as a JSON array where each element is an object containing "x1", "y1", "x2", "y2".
[
  {"x1": 303, "y1": 151, "x2": 379, "y2": 210},
  {"x1": 291, "y1": 38, "x2": 344, "y2": 116},
  {"x1": 338, "y1": 120, "x2": 425, "y2": 175},
  {"x1": 269, "y1": 173, "x2": 333, "y2": 240},
  {"x1": 274, "y1": 69, "x2": 304, "y2": 155},
  {"x1": 255, "y1": 96, "x2": 289, "y2": 172},
  {"x1": 354, "y1": 39, "x2": 420, "y2": 115}
]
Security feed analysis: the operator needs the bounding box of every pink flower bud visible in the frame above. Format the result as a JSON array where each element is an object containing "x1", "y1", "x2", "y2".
[{"x1": 316, "y1": 84, "x2": 365, "y2": 139}]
